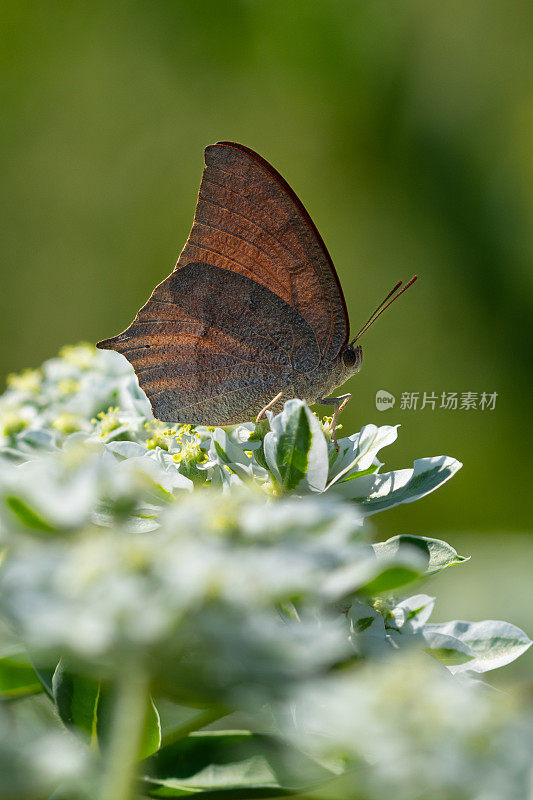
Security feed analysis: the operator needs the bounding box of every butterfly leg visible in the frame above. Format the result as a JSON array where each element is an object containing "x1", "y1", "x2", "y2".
[
  {"x1": 316, "y1": 393, "x2": 351, "y2": 451},
  {"x1": 256, "y1": 391, "x2": 284, "y2": 424}
]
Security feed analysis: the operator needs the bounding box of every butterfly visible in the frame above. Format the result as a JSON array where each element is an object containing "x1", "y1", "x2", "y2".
[{"x1": 97, "y1": 142, "x2": 416, "y2": 447}]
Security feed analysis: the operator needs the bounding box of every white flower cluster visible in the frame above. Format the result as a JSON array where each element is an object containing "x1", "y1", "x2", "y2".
[
  {"x1": 0, "y1": 344, "x2": 530, "y2": 800},
  {"x1": 287, "y1": 654, "x2": 533, "y2": 800}
]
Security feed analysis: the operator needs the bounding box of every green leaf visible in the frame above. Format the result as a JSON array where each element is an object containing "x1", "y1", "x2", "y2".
[
  {"x1": 332, "y1": 456, "x2": 462, "y2": 514},
  {"x1": 0, "y1": 647, "x2": 43, "y2": 698},
  {"x1": 4, "y1": 495, "x2": 56, "y2": 532},
  {"x1": 143, "y1": 730, "x2": 333, "y2": 797},
  {"x1": 252, "y1": 443, "x2": 269, "y2": 472},
  {"x1": 425, "y1": 620, "x2": 532, "y2": 674},
  {"x1": 32, "y1": 662, "x2": 55, "y2": 697},
  {"x1": 421, "y1": 630, "x2": 476, "y2": 666},
  {"x1": 322, "y1": 548, "x2": 425, "y2": 600},
  {"x1": 52, "y1": 660, "x2": 101, "y2": 743},
  {"x1": 357, "y1": 564, "x2": 422, "y2": 595},
  {"x1": 373, "y1": 535, "x2": 469, "y2": 575},
  {"x1": 52, "y1": 661, "x2": 161, "y2": 758},
  {"x1": 264, "y1": 400, "x2": 328, "y2": 492},
  {"x1": 337, "y1": 465, "x2": 380, "y2": 483},
  {"x1": 425, "y1": 646, "x2": 475, "y2": 667},
  {"x1": 97, "y1": 682, "x2": 162, "y2": 761},
  {"x1": 141, "y1": 698, "x2": 163, "y2": 760},
  {"x1": 213, "y1": 440, "x2": 231, "y2": 465}
]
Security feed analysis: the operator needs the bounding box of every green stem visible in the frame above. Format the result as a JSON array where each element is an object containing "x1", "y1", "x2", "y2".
[{"x1": 99, "y1": 662, "x2": 149, "y2": 800}]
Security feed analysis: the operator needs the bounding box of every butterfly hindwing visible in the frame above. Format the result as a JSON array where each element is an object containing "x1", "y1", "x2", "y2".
[{"x1": 98, "y1": 262, "x2": 320, "y2": 425}]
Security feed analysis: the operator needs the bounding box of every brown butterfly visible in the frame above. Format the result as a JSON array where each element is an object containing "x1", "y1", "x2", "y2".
[{"x1": 97, "y1": 142, "x2": 416, "y2": 445}]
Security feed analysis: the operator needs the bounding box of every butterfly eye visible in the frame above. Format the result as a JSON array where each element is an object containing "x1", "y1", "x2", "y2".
[{"x1": 341, "y1": 345, "x2": 361, "y2": 368}]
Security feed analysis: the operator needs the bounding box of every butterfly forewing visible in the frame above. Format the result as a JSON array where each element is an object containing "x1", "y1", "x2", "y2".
[{"x1": 180, "y1": 142, "x2": 349, "y2": 363}]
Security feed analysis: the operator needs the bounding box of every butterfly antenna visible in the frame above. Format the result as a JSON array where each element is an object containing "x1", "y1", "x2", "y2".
[{"x1": 350, "y1": 275, "x2": 418, "y2": 345}]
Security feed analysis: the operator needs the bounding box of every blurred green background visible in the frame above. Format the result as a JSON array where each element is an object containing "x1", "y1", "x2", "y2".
[{"x1": 1, "y1": 1, "x2": 532, "y2": 671}]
